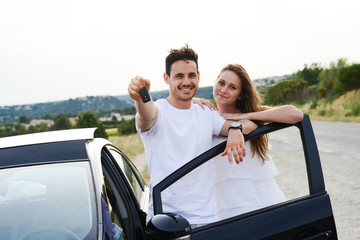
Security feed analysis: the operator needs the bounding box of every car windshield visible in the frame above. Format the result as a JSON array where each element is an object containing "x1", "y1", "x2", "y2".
[{"x1": 0, "y1": 161, "x2": 97, "y2": 240}]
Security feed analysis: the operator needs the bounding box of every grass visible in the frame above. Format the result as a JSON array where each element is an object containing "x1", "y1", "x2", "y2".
[
  {"x1": 109, "y1": 133, "x2": 144, "y2": 160},
  {"x1": 297, "y1": 89, "x2": 360, "y2": 123},
  {"x1": 106, "y1": 128, "x2": 119, "y2": 136},
  {"x1": 109, "y1": 133, "x2": 150, "y2": 184},
  {"x1": 109, "y1": 133, "x2": 149, "y2": 182}
]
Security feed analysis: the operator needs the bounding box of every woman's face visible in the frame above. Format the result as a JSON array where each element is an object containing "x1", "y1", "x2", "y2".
[{"x1": 213, "y1": 70, "x2": 242, "y2": 107}]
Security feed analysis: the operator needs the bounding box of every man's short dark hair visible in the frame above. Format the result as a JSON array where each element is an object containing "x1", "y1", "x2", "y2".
[{"x1": 165, "y1": 44, "x2": 199, "y2": 76}]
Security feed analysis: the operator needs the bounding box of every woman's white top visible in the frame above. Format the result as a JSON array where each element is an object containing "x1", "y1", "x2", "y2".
[{"x1": 212, "y1": 136, "x2": 286, "y2": 220}]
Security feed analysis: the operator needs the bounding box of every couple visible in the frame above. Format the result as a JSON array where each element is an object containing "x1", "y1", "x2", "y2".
[{"x1": 128, "y1": 44, "x2": 303, "y2": 226}]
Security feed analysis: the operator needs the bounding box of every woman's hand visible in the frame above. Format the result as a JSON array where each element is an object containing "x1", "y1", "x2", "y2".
[
  {"x1": 221, "y1": 128, "x2": 246, "y2": 164},
  {"x1": 192, "y1": 97, "x2": 217, "y2": 110}
]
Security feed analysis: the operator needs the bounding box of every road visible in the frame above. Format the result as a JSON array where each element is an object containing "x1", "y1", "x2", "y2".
[{"x1": 270, "y1": 120, "x2": 360, "y2": 240}]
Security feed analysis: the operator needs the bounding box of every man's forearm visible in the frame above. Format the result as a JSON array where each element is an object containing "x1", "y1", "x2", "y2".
[{"x1": 135, "y1": 100, "x2": 158, "y2": 132}]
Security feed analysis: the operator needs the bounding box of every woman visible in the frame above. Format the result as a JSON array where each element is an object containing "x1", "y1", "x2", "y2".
[{"x1": 195, "y1": 64, "x2": 303, "y2": 220}]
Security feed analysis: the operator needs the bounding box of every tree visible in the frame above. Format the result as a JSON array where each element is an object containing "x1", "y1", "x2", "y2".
[
  {"x1": 117, "y1": 118, "x2": 137, "y2": 135},
  {"x1": 18, "y1": 115, "x2": 30, "y2": 124},
  {"x1": 14, "y1": 124, "x2": 27, "y2": 135},
  {"x1": 337, "y1": 64, "x2": 360, "y2": 93},
  {"x1": 318, "y1": 58, "x2": 347, "y2": 95},
  {"x1": 121, "y1": 107, "x2": 136, "y2": 115},
  {"x1": 37, "y1": 122, "x2": 50, "y2": 132},
  {"x1": 77, "y1": 111, "x2": 108, "y2": 139},
  {"x1": 54, "y1": 114, "x2": 71, "y2": 130},
  {"x1": 262, "y1": 78, "x2": 308, "y2": 105},
  {"x1": 42, "y1": 114, "x2": 54, "y2": 120},
  {"x1": 294, "y1": 63, "x2": 323, "y2": 86}
]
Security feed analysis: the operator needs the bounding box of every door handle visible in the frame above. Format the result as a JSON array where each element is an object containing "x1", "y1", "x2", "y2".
[{"x1": 301, "y1": 230, "x2": 332, "y2": 240}]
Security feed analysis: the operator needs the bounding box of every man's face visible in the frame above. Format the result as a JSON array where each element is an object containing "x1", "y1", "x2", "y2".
[{"x1": 164, "y1": 60, "x2": 199, "y2": 102}]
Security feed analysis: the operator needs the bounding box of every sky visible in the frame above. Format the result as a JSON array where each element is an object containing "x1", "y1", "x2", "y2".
[{"x1": 1, "y1": 0, "x2": 359, "y2": 106}]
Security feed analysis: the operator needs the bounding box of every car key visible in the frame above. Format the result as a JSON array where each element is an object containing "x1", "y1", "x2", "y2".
[{"x1": 139, "y1": 86, "x2": 151, "y2": 103}]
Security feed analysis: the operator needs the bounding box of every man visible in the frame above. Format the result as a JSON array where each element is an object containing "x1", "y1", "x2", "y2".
[{"x1": 128, "y1": 45, "x2": 246, "y2": 226}]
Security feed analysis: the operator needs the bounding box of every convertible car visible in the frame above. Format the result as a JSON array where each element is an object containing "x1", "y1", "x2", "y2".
[{"x1": 0, "y1": 115, "x2": 337, "y2": 239}]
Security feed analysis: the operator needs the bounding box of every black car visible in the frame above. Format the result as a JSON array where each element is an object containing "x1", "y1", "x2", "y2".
[{"x1": 0, "y1": 115, "x2": 337, "y2": 239}]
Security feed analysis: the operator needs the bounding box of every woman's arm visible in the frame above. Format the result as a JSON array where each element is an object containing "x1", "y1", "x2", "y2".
[
  {"x1": 193, "y1": 98, "x2": 258, "y2": 133},
  {"x1": 222, "y1": 105, "x2": 304, "y2": 124}
]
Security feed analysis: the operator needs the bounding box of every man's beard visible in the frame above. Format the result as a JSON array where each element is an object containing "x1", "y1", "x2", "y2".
[{"x1": 171, "y1": 85, "x2": 198, "y2": 101}]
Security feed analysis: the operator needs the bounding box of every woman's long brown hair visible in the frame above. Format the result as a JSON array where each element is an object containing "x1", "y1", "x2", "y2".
[{"x1": 218, "y1": 64, "x2": 269, "y2": 162}]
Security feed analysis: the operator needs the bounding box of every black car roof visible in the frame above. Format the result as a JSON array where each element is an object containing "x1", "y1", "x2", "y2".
[
  {"x1": 0, "y1": 140, "x2": 89, "y2": 169},
  {"x1": 0, "y1": 128, "x2": 95, "y2": 168}
]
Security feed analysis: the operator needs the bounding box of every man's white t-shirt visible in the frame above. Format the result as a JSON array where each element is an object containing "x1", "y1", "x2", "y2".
[{"x1": 137, "y1": 99, "x2": 225, "y2": 224}]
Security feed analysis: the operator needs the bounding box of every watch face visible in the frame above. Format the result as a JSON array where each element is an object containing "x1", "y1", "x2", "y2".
[{"x1": 230, "y1": 122, "x2": 241, "y2": 128}]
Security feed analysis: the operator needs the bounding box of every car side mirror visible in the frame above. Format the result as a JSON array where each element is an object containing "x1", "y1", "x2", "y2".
[{"x1": 145, "y1": 213, "x2": 192, "y2": 240}]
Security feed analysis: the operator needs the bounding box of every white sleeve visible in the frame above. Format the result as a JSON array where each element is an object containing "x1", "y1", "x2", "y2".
[{"x1": 212, "y1": 110, "x2": 226, "y2": 136}]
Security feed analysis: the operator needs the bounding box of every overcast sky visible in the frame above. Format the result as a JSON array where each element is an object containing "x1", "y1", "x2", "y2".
[{"x1": 1, "y1": 0, "x2": 359, "y2": 106}]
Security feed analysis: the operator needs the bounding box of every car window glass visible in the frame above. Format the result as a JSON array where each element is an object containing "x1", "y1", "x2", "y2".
[
  {"x1": 270, "y1": 127, "x2": 308, "y2": 199},
  {"x1": 107, "y1": 147, "x2": 144, "y2": 205},
  {"x1": 0, "y1": 162, "x2": 96, "y2": 240},
  {"x1": 101, "y1": 164, "x2": 128, "y2": 240}
]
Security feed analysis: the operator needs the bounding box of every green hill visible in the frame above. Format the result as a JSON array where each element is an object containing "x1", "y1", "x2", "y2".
[{"x1": 0, "y1": 96, "x2": 133, "y2": 122}]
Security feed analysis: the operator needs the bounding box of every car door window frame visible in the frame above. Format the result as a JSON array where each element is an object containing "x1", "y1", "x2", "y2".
[
  {"x1": 152, "y1": 115, "x2": 326, "y2": 216},
  {"x1": 106, "y1": 146, "x2": 146, "y2": 192},
  {"x1": 101, "y1": 147, "x2": 147, "y2": 240}
]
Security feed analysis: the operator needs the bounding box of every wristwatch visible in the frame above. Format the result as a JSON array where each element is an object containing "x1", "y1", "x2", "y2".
[{"x1": 228, "y1": 122, "x2": 243, "y2": 133}]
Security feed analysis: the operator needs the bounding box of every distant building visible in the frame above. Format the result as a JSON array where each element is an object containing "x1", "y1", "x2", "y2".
[
  {"x1": 122, "y1": 115, "x2": 135, "y2": 121},
  {"x1": 99, "y1": 112, "x2": 122, "y2": 122},
  {"x1": 30, "y1": 119, "x2": 54, "y2": 127},
  {"x1": 99, "y1": 113, "x2": 135, "y2": 122},
  {"x1": 22, "y1": 119, "x2": 55, "y2": 129},
  {"x1": 69, "y1": 117, "x2": 77, "y2": 126}
]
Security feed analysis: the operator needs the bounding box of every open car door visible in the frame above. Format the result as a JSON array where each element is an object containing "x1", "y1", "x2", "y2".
[{"x1": 151, "y1": 115, "x2": 337, "y2": 239}]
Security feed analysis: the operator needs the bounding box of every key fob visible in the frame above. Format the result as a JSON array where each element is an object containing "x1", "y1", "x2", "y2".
[{"x1": 139, "y1": 86, "x2": 151, "y2": 103}]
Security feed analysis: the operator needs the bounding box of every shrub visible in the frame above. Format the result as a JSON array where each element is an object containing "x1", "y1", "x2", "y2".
[
  {"x1": 77, "y1": 111, "x2": 108, "y2": 139},
  {"x1": 318, "y1": 86, "x2": 327, "y2": 98},
  {"x1": 318, "y1": 110, "x2": 326, "y2": 116},
  {"x1": 262, "y1": 78, "x2": 308, "y2": 105},
  {"x1": 118, "y1": 118, "x2": 137, "y2": 135},
  {"x1": 310, "y1": 98, "x2": 317, "y2": 109},
  {"x1": 349, "y1": 102, "x2": 360, "y2": 116},
  {"x1": 336, "y1": 64, "x2": 360, "y2": 95}
]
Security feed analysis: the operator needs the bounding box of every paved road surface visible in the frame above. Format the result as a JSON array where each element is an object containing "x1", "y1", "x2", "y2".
[{"x1": 270, "y1": 121, "x2": 360, "y2": 240}]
